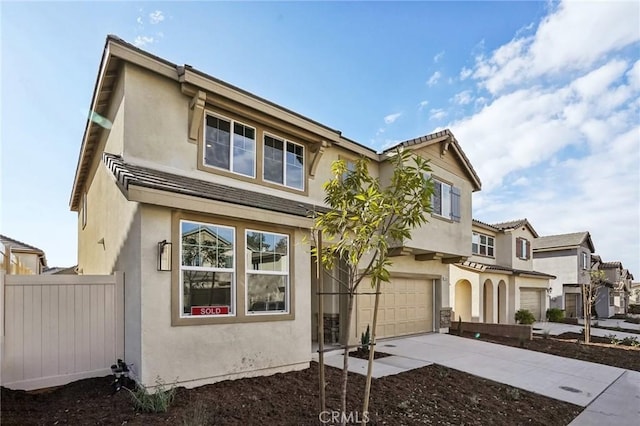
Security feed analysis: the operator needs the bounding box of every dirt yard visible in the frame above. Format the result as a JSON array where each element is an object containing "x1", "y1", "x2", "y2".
[{"x1": 5, "y1": 332, "x2": 637, "y2": 425}]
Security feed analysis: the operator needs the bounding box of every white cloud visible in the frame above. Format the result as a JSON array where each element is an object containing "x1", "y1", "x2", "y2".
[
  {"x1": 426, "y1": 71, "x2": 441, "y2": 87},
  {"x1": 429, "y1": 108, "x2": 447, "y2": 121},
  {"x1": 384, "y1": 112, "x2": 402, "y2": 124},
  {"x1": 149, "y1": 10, "x2": 165, "y2": 24},
  {"x1": 450, "y1": 0, "x2": 640, "y2": 274},
  {"x1": 433, "y1": 51, "x2": 445, "y2": 63},
  {"x1": 418, "y1": 100, "x2": 429, "y2": 111},
  {"x1": 452, "y1": 90, "x2": 473, "y2": 105},
  {"x1": 136, "y1": 16, "x2": 143, "y2": 25},
  {"x1": 469, "y1": 1, "x2": 639, "y2": 94},
  {"x1": 134, "y1": 36, "x2": 154, "y2": 47},
  {"x1": 459, "y1": 67, "x2": 472, "y2": 80}
]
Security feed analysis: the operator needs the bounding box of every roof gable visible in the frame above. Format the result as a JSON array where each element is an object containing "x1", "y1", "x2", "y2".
[
  {"x1": 490, "y1": 218, "x2": 539, "y2": 238},
  {"x1": 383, "y1": 129, "x2": 481, "y2": 191},
  {"x1": 533, "y1": 231, "x2": 595, "y2": 252}
]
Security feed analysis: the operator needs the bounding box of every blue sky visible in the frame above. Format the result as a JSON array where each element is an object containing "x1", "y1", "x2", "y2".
[{"x1": 1, "y1": 1, "x2": 639, "y2": 276}]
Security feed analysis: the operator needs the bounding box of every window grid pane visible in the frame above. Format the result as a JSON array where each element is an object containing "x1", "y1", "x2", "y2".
[
  {"x1": 232, "y1": 123, "x2": 256, "y2": 177},
  {"x1": 264, "y1": 136, "x2": 284, "y2": 184},
  {"x1": 205, "y1": 116, "x2": 231, "y2": 170},
  {"x1": 181, "y1": 220, "x2": 235, "y2": 317},
  {"x1": 246, "y1": 230, "x2": 289, "y2": 314}
]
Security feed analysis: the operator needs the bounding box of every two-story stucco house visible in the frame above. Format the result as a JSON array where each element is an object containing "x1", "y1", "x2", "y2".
[
  {"x1": 591, "y1": 257, "x2": 633, "y2": 317},
  {"x1": 532, "y1": 231, "x2": 595, "y2": 317},
  {"x1": 70, "y1": 36, "x2": 481, "y2": 388},
  {"x1": 449, "y1": 219, "x2": 555, "y2": 323}
]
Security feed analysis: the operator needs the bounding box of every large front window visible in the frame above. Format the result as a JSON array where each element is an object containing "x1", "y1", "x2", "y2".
[
  {"x1": 472, "y1": 232, "x2": 494, "y2": 257},
  {"x1": 263, "y1": 135, "x2": 304, "y2": 190},
  {"x1": 180, "y1": 221, "x2": 235, "y2": 317},
  {"x1": 246, "y1": 230, "x2": 289, "y2": 314},
  {"x1": 204, "y1": 114, "x2": 256, "y2": 177}
]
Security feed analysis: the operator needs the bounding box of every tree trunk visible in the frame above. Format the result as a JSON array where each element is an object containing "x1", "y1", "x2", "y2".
[
  {"x1": 362, "y1": 278, "x2": 381, "y2": 423},
  {"x1": 340, "y1": 291, "x2": 356, "y2": 426}
]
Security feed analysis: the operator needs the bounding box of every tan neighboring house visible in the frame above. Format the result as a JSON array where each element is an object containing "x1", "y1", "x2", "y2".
[
  {"x1": 70, "y1": 36, "x2": 482, "y2": 388},
  {"x1": 532, "y1": 231, "x2": 595, "y2": 318},
  {"x1": 0, "y1": 234, "x2": 47, "y2": 275},
  {"x1": 450, "y1": 219, "x2": 554, "y2": 323},
  {"x1": 630, "y1": 282, "x2": 640, "y2": 305}
]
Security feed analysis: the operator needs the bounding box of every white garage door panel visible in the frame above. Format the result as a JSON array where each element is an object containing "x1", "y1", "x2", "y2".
[
  {"x1": 520, "y1": 289, "x2": 542, "y2": 321},
  {"x1": 357, "y1": 278, "x2": 433, "y2": 339}
]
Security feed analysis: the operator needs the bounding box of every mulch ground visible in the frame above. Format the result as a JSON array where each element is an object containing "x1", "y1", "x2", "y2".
[
  {"x1": 8, "y1": 330, "x2": 633, "y2": 426},
  {"x1": 1, "y1": 359, "x2": 581, "y2": 425},
  {"x1": 458, "y1": 331, "x2": 640, "y2": 372}
]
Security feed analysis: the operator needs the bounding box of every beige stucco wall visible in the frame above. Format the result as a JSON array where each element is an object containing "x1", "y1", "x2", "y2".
[
  {"x1": 379, "y1": 153, "x2": 473, "y2": 258},
  {"x1": 137, "y1": 204, "x2": 311, "y2": 388},
  {"x1": 509, "y1": 226, "x2": 536, "y2": 270},
  {"x1": 533, "y1": 250, "x2": 579, "y2": 304}
]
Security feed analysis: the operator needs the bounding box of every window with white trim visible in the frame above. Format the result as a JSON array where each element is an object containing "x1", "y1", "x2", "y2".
[
  {"x1": 246, "y1": 230, "x2": 289, "y2": 314},
  {"x1": 431, "y1": 178, "x2": 461, "y2": 222},
  {"x1": 180, "y1": 220, "x2": 235, "y2": 317},
  {"x1": 581, "y1": 252, "x2": 589, "y2": 270},
  {"x1": 263, "y1": 135, "x2": 304, "y2": 190},
  {"x1": 516, "y1": 237, "x2": 530, "y2": 260},
  {"x1": 204, "y1": 114, "x2": 256, "y2": 177},
  {"x1": 81, "y1": 192, "x2": 87, "y2": 229},
  {"x1": 472, "y1": 232, "x2": 494, "y2": 257}
]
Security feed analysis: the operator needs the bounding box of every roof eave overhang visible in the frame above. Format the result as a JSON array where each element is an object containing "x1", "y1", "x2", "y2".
[{"x1": 126, "y1": 184, "x2": 314, "y2": 229}]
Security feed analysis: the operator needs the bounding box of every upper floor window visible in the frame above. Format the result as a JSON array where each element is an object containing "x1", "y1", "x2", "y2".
[
  {"x1": 263, "y1": 135, "x2": 304, "y2": 190},
  {"x1": 472, "y1": 232, "x2": 494, "y2": 257},
  {"x1": 432, "y1": 178, "x2": 461, "y2": 222},
  {"x1": 516, "y1": 237, "x2": 530, "y2": 260},
  {"x1": 581, "y1": 252, "x2": 589, "y2": 270},
  {"x1": 205, "y1": 114, "x2": 256, "y2": 178}
]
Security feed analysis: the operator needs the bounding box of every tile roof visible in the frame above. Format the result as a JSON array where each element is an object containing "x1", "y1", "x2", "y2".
[
  {"x1": 103, "y1": 153, "x2": 324, "y2": 219},
  {"x1": 382, "y1": 129, "x2": 482, "y2": 191},
  {"x1": 472, "y1": 218, "x2": 498, "y2": 231},
  {"x1": 600, "y1": 261, "x2": 623, "y2": 269},
  {"x1": 0, "y1": 234, "x2": 47, "y2": 267},
  {"x1": 459, "y1": 260, "x2": 556, "y2": 279},
  {"x1": 0, "y1": 234, "x2": 45, "y2": 253},
  {"x1": 490, "y1": 219, "x2": 527, "y2": 230},
  {"x1": 533, "y1": 231, "x2": 593, "y2": 251}
]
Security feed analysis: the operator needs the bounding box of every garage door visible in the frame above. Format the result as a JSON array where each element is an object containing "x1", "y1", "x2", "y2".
[
  {"x1": 520, "y1": 289, "x2": 543, "y2": 320},
  {"x1": 357, "y1": 278, "x2": 433, "y2": 339}
]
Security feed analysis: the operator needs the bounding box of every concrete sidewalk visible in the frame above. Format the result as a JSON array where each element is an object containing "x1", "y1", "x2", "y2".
[{"x1": 321, "y1": 333, "x2": 638, "y2": 424}]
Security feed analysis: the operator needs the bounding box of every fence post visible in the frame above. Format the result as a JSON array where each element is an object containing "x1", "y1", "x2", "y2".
[{"x1": 115, "y1": 271, "x2": 125, "y2": 361}]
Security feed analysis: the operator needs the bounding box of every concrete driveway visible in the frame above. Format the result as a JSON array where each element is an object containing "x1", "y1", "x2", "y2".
[{"x1": 321, "y1": 333, "x2": 639, "y2": 424}]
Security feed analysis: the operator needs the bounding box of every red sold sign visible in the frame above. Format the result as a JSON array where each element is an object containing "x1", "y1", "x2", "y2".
[{"x1": 191, "y1": 306, "x2": 229, "y2": 316}]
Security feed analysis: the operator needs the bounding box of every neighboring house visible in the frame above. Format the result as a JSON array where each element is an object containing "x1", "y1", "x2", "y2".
[
  {"x1": 450, "y1": 219, "x2": 555, "y2": 323},
  {"x1": 0, "y1": 234, "x2": 47, "y2": 275},
  {"x1": 591, "y1": 259, "x2": 633, "y2": 317},
  {"x1": 532, "y1": 231, "x2": 595, "y2": 317},
  {"x1": 43, "y1": 265, "x2": 78, "y2": 275},
  {"x1": 70, "y1": 36, "x2": 481, "y2": 388},
  {"x1": 630, "y1": 282, "x2": 640, "y2": 305}
]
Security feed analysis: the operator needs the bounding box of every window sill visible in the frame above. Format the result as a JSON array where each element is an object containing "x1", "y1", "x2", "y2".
[
  {"x1": 472, "y1": 253, "x2": 495, "y2": 259},
  {"x1": 173, "y1": 311, "x2": 295, "y2": 326},
  {"x1": 431, "y1": 213, "x2": 454, "y2": 223}
]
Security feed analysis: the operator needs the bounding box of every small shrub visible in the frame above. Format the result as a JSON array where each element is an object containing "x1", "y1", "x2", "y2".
[
  {"x1": 546, "y1": 308, "x2": 565, "y2": 323},
  {"x1": 515, "y1": 309, "x2": 536, "y2": 325},
  {"x1": 505, "y1": 388, "x2": 520, "y2": 401},
  {"x1": 360, "y1": 324, "x2": 371, "y2": 352},
  {"x1": 626, "y1": 317, "x2": 640, "y2": 325},
  {"x1": 628, "y1": 304, "x2": 640, "y2": 315},
  {"x1": 127, "y1": 377, "x2": 176, "y2": 413},
  {"x1": 182, "y1": 399, "x2": 213, "y2": 426},
  {"x1": 605, "y1": 333, "x2": 620, "y2": 345},
  {"x1": 620, "y1": 336, "x2": 640, "y2": 347}
]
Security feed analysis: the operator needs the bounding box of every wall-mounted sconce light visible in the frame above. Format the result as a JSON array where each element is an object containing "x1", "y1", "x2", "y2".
[
  {"x1": 98, "y1": 238, "x2": 105, "y2": 250},
  {"x1": 157, "y1": 240, "x2": 172, "y2": 271}
]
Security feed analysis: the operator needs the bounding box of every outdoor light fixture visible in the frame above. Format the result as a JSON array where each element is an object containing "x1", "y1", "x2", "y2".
[{"x1": 157, "y1": 240, "x2": 172, "y2": 271}]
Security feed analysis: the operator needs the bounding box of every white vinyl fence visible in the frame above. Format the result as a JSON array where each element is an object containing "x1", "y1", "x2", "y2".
[{"x1": 1, "y1": 272, "x2": 123, "y2": 390}]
